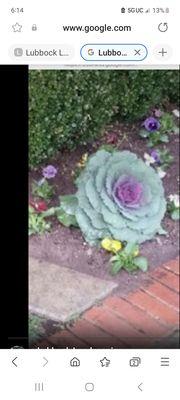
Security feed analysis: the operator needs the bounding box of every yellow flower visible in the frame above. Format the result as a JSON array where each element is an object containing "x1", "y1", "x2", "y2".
[
  {"x1": 76, "y1": 153, "x2": 88, "y2": 169},
  {"x1": 77, "y1": 162, "x2": 83, "y2": 168},
  {"x1": 133, "y1": 249, "x2": 139, "y2": 257},
  {"x1": 81, "y1": 153, "x2": 88, "y2": 163},
  {"x1": 101, "y1": 238, "x2": 122, "y2": 253}
]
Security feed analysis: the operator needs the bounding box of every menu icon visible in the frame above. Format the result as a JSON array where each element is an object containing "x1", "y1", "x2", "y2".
[{"x1": 161, "y1": 357, "x2": 170, "y2": 367}]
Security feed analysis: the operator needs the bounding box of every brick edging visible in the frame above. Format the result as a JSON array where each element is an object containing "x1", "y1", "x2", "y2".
[{"x1": 36, "y1": 257, "x2": 179, "y2": 348}]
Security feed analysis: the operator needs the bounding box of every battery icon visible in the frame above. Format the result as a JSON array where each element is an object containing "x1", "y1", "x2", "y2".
[{"x1": 121, "y1": 7, "x2": 126, "y2": 13}]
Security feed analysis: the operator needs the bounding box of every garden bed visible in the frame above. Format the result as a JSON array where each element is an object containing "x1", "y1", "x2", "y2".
[{"x1": 29, "y1": 116, "x2": 179, "y2": 297}]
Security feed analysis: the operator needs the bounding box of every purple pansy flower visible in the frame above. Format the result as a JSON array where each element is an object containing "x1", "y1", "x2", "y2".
[
  {"x1": 42, "y1": 165, "x2": 57, "y2": 179},
  {"x1": 113, "y1": 176, "x2": 143, "y2": 209},
  {"x1": 144, "y1": 117, "x2": 160, "y2": 132},
  {"x1": 150, "y1": 150, "x2": 161, "y2": 164}
]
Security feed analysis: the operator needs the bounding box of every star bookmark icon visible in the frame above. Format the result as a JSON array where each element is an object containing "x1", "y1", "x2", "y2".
[{"x1": 12, "y1": 23, "x2": 22, "y2": 32}]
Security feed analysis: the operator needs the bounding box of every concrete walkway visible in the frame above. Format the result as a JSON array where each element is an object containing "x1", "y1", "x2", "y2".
[
  {"x1": 36, "y1": 257, "x2": 179, "y2": 348},
  {"x1": 29, "y1": 258, "x2": 117, "y2": 323}
]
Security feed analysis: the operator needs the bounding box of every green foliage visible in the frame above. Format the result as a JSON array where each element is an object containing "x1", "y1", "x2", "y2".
[
  {"x1": 38, "y1": 195, "x2": 79, "y2": 228},
  {"x1": 171, "y1": 209, "x2": 180, "y2": 220},
  {"x1": 56, "y1": 209, "x2": 78, "y2": 227},
  {"x1": 32, "y1": 179, "x2": 54, "y2": 201},
  {"x1": 167, "y1": 196, "x2": 180, "y2": 221},
  {"x1": 29, "y1": 70, "x2": 118, "y2": 168},
  {"x1": 29, "y1": 314, "x2": 45, "y2": 345},
  {"x1": 147, "y1": 132, "x2": 169, "y2": 147},
  {"x1": 139, "y1": 129, "x2": 149, "y2": 138},
  {"x1": 161, "y1": 71, "x2": 180, "y2": 103},
  {"x1": 157, "y1": 149, "x2": 174, "y2": 170},
  {"x1": 29, "y1": 70, "x2": 179, "y2": 167},
  {"x1": 55, "y1": 195, "x2": 79, "y2": 227},
  {"x1": 160, "y1": 113, "x2": 176, "y2": 132},
  {"x1": 98, "y1": 144, "x2": 118, "y2": 153},
  {"x1": 64, "y1": 149, "x2": 167, "y2": 245},
  {"x1": 29, "y1": 206, "x2": 51, "y2": 235},
  {"x1": 110, "y1": 243, "x2": 148, "y2": 274},
  {"x1": 114, "y1": 70, "x2": 179, "y2": 121}
]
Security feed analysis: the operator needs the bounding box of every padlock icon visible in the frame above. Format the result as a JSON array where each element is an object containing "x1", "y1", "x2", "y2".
[{"x1": 32, "y1": 24, "x2": 37, "y2": 31}]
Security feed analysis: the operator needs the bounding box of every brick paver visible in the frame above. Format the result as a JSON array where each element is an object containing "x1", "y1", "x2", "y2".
[
  {"x1": 127, "y1": 290, "x2": 179, "y2": 327},
  {"x1": 104, "y1": 297, "x2": 170, "y2": 337},
  {"x1": 142, "y1": 281, "x2": 179, "y2": 311},
  {"x1": 46, "y1": 330, "x2": 89, "y2": 348},
  {"x1": 70, "y1": 319, "x2": 127, "y2": 348},
  {"x1": 150, "y1": 268, "x2": 179, "y2": 293},
  {"x1": 163, "y1": 258, "x2": 179, "y2": 275},
  {"x1": 36, "y1": 257, "x2": 179, "y2": 348}
]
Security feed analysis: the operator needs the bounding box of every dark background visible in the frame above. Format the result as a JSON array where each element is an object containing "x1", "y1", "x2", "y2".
[{"x1": 1, "y1": 66, "x2": 28, "y2": 348}]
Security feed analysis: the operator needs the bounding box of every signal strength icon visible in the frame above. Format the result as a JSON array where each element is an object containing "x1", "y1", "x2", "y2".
[{"x1": 145, "y1": 8, "x2": 150, "y2": 13}]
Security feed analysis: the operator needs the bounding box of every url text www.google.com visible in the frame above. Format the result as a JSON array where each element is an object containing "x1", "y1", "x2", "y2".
[{"x1": 62, "y1": 24, "x2": 132, "y2": 33}]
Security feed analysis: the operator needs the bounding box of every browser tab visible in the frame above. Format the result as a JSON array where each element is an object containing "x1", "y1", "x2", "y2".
[{"x1": 80, "y1": 44, "x2": 148, "y2": 61}]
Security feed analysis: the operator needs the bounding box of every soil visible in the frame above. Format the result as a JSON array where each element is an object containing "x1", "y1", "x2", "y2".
[{"x1": 29, "y1": 118, "x2": 179, "y2": 297}]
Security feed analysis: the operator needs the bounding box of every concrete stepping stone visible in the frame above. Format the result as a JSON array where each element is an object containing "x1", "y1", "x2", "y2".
[{"x1": 29, "y1": 257, "x2": 117, "y2": 323}]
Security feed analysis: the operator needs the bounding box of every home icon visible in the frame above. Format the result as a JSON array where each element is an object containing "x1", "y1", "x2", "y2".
[{"x1": 70, "y1": 357, "x2": 80, "y2": 367}]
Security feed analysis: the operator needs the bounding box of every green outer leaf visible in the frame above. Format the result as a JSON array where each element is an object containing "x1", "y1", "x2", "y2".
[
  {"x1": 133, "y1": 256, "x2": 148, "y2": 272},
  {"x1": 56, "y1": 208, "x2": 78, "y2": 227},
  {"x1": 42, "y1": 207, "x2": 56, "y2": 217},
  {"x1": 111, "y1": 260, "x2": 123, "y2": 275},
  {"x1": 101, "y1": 204, "x2": 126, "y2": 229},
  {"x1": 160, "y1": 134, "x2": 169, "y2": 143},
  {"x1": 157, "y1": 225, "x2": 167, "y2": 235},
  {"x1": 59, "y1": 194, "x2": 78, "y2": 215},
  {"x1": 85, "y1": 177, "x2": 102, "y2": 213},
  {"x1": 147, "y1": 140, "x2": 154, "y2": 147},
  {"x1": 77, "y1": 181, "x2": 107, "y2": 229},
  {"x1": 139, "y1": 129, "x2": 149, "y2": 138},
  {"x1": 110, "y1": 254, "x2": 120, "y2": 262},
  {"x1": 75, "y1": 206, "x2": 110, "y2": 243},
  {"x1": 171, "y1": 209, "x2": 180, "y2": 220},
  {"x1": 173, "y1": 126, "x2": 179, "y2": 134},
  {"x1": 124, "y1": 243, "x2": 139, "y2": 256}
]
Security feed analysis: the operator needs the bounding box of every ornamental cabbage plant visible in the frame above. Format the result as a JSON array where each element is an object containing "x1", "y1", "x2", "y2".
[{"x1": 61, "y1": 150, "x2": 167, "y2": 245}]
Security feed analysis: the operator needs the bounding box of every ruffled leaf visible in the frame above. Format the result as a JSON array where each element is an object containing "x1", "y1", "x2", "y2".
[{"x1": 134, "y1": 256, "x2": 148, "y2": 272}]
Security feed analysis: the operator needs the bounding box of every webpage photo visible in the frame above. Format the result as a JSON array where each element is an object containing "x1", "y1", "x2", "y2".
[{"x1": 28, "y1": 67, "x2": 179, "y2": 349}]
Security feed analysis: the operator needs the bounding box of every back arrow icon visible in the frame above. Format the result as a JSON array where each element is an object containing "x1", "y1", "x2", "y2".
[
  {"x1": 138, "y1": 382, "x2": 143, "y2": 391},
  {"x1": 12, "y1": 357, "x2": 18, "y2": 367},
  {"x1": 43, "y1": 357, "x2": 48, "y2": 367}
]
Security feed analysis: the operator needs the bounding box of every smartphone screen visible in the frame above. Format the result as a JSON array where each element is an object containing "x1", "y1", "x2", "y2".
[{"x1": 2, "y1": 0, "x2": 180, "y2": 398}]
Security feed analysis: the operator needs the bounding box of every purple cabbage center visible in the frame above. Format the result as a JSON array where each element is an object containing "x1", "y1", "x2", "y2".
[{"x1": 113, "y1": 176, "x2": 143, "y2": 208}]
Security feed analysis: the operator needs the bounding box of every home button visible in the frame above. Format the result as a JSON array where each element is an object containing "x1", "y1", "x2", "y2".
[{"x1": 70, "y1": 357, "x2": 80, "y2": 367}]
